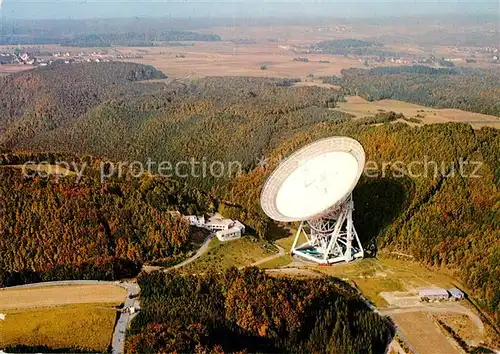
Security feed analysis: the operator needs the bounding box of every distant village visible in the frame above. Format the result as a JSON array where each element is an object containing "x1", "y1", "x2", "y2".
[
  {"x1": 0, "y1": 49, "x2": 143, "y2": 67},
  {"x1": 282, "y1": 42, "x2": 500, "y2": 66}
]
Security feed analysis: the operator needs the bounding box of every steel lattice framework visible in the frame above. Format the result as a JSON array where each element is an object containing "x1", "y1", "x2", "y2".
[{"x1": 290, "y1": 195, "x2": 364, "y2": 264}]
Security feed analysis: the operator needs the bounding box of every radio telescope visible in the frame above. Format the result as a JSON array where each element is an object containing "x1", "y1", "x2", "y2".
[{"x1": 260, "y1": 137, "x2": 365, "y2": 264}]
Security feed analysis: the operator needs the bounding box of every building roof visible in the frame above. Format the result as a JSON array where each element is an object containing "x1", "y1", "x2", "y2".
[
  {"x1": 206, "y1": 215, "x2": 234, "y2": 227},
  {"x1": 217, "y1": 228, "x2": 241, "y2": 236},
  {"x1": 0, "y1": 55, "x2": 16, "y2": 64},
  {"x1": 419, "y1": 288, "x2": 449, "y2": 297},
  {"x1": 232, "y1": 220, "x2": 245, "y2": 230},
  {"x1": 448, "y1": 288, "x2": 464, "y2": 297}
]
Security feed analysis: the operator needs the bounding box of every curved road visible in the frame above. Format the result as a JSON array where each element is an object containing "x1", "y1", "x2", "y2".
[
  {"x1": 5, "y1": 280, "x2": 139, "y2": 354},
  {"x1": 3, "y1": 240, "x2": 296, "y2": 353},
  {"x1": 170, "y1": 235, "x2": 286, "y2": 271},
  {"x1": 171, "y1": 234, "x2": 214, "y2": 269},
  {"x1": 246, "y1": 244, "x2": 285, "y2": 268}
]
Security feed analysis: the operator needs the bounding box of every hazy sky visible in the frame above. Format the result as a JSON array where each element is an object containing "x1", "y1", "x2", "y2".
[{"x1": 1, "y1": 0, "x2": 498, "y2": 19}]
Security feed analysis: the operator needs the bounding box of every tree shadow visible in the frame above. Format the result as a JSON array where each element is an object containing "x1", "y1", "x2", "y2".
[
  {"x1": 264, "y1": 174, "x2": 414, "y2": 254},
  {"x1": 353, "y1": 174, "x2": 415, "y2": 256},
  {"x1": 266, "y1": 221, "x2": 294, "y2": 243}
]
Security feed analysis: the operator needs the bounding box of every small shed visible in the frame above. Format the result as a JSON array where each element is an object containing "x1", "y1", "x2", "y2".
[
  {"x1": 448, "y1": 288, "x2": 465, "y2": 300},
  {"x1": 419, "y1": 288, "x2": 449, "y2": 301}
]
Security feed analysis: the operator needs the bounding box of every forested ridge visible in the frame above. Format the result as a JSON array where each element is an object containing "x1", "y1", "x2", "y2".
[
  {"x1": 0, "y1": 63, "x2": 498, "y2": 328},
  {"x1": 126, "y1": 268, "x2": 394, "y2": 353},
  {"x1": 310, "y1": 38, "x2": 407, "y2": 57},
  {"x1": 334, "y1": 66, "x2": 500, "y2": 116},
  {"x1": 224, "y1": 122, "x2": 500, "y2": 326},
  {"x1": 0, "y1": 31, "x2": 221, "y2": 46},
  {"x1": 0, "y1": 157, "x2": 214, "y2": 286}
]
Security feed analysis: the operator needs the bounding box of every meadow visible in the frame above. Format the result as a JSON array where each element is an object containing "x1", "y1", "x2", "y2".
[
  {"x1": 0, "y1": 303, "x2": 119, "y2": 352},
  {"x1": 335, "y1": 95, "x2": 500, "y2": 129},
  {"x1": 180, "y1": 237, "x2": 277, "y2": 273},
  {"x1": 0, "y1": 285, "x2": 126, "y2": 351}
]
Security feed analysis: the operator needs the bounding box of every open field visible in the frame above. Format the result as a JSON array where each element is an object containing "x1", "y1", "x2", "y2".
[
  {"x1": 311, "y1": 255, "x2": 459, "y2": 307},
  {"x1": 435, "y1": 313, "x2": 484, "y2": 346},
  {"x1": 180, "y1": 237, "x2": 277, "y2": 273},
  {"x1": 258, "y1": 228, "x2": 305, "y2": 269},
  {"x1": 391, "y1": 312, "x2": 460, "y2": 354},
  {"x1": 336, "y1": 96, "x2": 500, "y2": 129},
  {"x1": 0, "y1": 303, "x2": 118, "y2": 352},
  {"x1": 118, "y1": 42, "x2": 366, "y2": 79},
  {"x1": 292, "y1": 80, "x2": 341, "y2": 89},
  {"x1": 0, "y1": 284, "x2": 126, "y2": 310},
  {"x1": 0, "y1": 64, "x2": 34, "y2": 76}
]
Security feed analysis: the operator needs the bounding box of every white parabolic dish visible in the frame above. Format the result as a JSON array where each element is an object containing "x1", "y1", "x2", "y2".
[{"x1": 260, "y1": 137, "x2": 365, "y2": 222}]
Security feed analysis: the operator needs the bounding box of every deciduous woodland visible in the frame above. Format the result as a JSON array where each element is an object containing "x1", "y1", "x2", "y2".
[
  {"x1": 126, "y1": 268, "x2": 394, "y2": 353},
  {"x1": 336, "y1": 66, "x2": 500, "y2": 116},
  {"x1": 0, "y1": 161, "x2": 213, "y2": 286},
  {"x1": 0, "y1": 63, "x2": 498, "y2": 328}
]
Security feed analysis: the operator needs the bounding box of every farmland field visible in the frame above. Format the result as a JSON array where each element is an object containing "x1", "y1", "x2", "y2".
[
  {"x1": 391, "y1": 312, "x2": 460, "y2": 354},
  {"x1": 335, "y1": 96, "x2": 500, "y2": 129},
  {"x1": 0, "y1": 285, "x2": 126, "y2": 351},
  {"x1": 0, "y1": 64, "x2": 34, "y2": 76},
  {"x1": 0, "y1": 303, "x2": 118, "y2": 352},
  {"x1": 0, "y1": 284, "x2": 126, "y2": 310},
  {"x1": 118, "y1": 41, "x2": 366, "y2": 79}
]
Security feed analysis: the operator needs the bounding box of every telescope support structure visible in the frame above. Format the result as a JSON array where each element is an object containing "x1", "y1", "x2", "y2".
[{"x1": 290, "y1": 195, "x2": 364, "y2": 264}]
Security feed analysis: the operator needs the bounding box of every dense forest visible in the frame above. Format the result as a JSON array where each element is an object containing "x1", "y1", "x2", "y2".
[
  {"x1": 336, "y1": 66, "x2": 500, "y2": 116},
  {"x1": 59, "y1": 31, "x2": 221, "y2": 47},
  {"x1": 0, "y1": 158, "x2": 213, "y2": 286},
  {"x1": 126, "y1": 268, "x2": 394, "y2": 353},
  {"x1": 0, "y1": 63, "x2": 498, "y2": 326},
  {"x1": 0, "y1": 31, "x2": 221, "y2": 46},
  {"x1": 309, "y1": 38, "x2": 407, "y2": 57}
]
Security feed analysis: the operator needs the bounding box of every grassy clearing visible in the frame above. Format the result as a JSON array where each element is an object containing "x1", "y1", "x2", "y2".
[
  {"x1": 265, "y1": 228, "x2": 462, "y2": 307},
  {"x1": 257, "y1": 228, "x2": 302, "y2": 269},
  {"x1": 335, "y1": 96, "x2": 500, "y2": 129},
  {"x1": 0, "y1": 285, "x2": 126, "y2": 311},
  {"x1": 274, "y1": 230, "x2": 298, "y2": 251},
  {"x1": 180, "y1": 237, "x2": 277, "y2": 273},
  {"x1": 391, "y1": 312, "x2": 459, "y2": 354},
  {"x1": 258, "y1": 255, "x2": 293, "y2": 269},
  {"x1": 0, "y1": 303, "x2": 118, "y2": 352},
  {"x1": 311, "y1": 255, "x2": 458, "y2": 307},
  {"x1": 434, "y1": 313, "x2": 484, "y2": 345}
]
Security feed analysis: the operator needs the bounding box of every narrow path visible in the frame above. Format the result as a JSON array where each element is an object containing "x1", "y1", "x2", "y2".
[
  {"x1": 5, "y1": 280, "x2": 139, "y2": 354},
  {"x1": 246, "y1": 244, "x2": 285, "y2": 268},
  {"x1": 171, "y1": 234, "x2": 214, "y2": 269}
]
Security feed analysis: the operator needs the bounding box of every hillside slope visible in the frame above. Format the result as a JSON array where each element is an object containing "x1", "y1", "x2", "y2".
[
  {"x1": 0, "y1": 155, "x2": 212, "y2": 285},
  {"x1": 0, "y1": 63, "x2": 498, "y2": 326},
  {"x1": 128, "y1": 269, "x2": 394, "y2": 353}
]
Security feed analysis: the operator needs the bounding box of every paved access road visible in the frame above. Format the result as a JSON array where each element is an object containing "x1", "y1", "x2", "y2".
[
  {"x1": 171, "y1": 233, "x2": 214, "y2": 269},
  {"x1": 5, "y1": 280, "x2": 139, "y2": 354}
]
